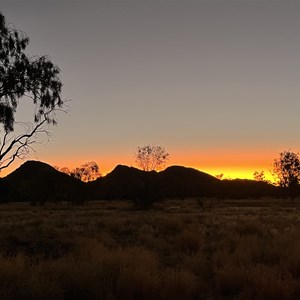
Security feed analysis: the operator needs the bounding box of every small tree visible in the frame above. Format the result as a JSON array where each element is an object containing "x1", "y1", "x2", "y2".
[
  {"x1": 273, "y1": 150, "x2": 300, "y2": 188},
  {"x1": 134, "y1": 144, "x2": 169, "y2": 171},
  {"x1": 273, "y1": 150, "x2": 300, "y2": 200},
  {"x1": 253, "y1": 171, "x2": 266, "y2": 182},
  {"x1": 0, "y1": 11, "x2": 64, "y2": 171},
  {"x1": 71, "y1": 161, "x2": 101, "y2": 182},
  {"x1": 253, "y1": 170, "x2": 271, "y2": 185},
  {"x1": 55, "y1": 162, "x2": 101, "y2": 182}
]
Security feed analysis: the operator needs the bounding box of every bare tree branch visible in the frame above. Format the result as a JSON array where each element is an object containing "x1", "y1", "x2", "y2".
[{"x1": 0, "y1": 103, "x2": 68, "y2": 171}]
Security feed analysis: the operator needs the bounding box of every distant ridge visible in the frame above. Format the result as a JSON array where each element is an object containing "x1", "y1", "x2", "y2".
[
  {"x1": 2, "y1": 161, "x2": 279, "y2": 203},
  {"x1": 220, "y1": 178, "x2": 277, "y2": 199},
  {"x1": 91, "y1": 164, "x2": 221, "y2": 200},
  {"x1": 89, "y1": 164, "x2": 157, "y2": 200},
  {"x1": 156, "y1": 165, "x2": 220, "y2": 198},
  {"x1": 84, "y1": 164, "x2": 278, "y2": 200}
]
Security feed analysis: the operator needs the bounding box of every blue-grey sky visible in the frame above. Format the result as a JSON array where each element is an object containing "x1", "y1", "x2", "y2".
[{"x1": 1, "y1": 0, "x2": 300, "y2": 178}]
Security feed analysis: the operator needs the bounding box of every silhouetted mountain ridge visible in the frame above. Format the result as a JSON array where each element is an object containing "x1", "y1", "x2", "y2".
[
  {"x1": 5, "y1": 160, "x2": 59, "y2": 180},
  {"x1": 2, "y1": 160, "x2": 86, "y2": 203},
  {"x1": 1, "y1": 161, "x2": 279, "y2": 203},
  {"x1": 89, "y1": 164, "x2": 157, "y2": 200},
  {"x1": 156, "y1": 165, "x2": 220, "y2": 198}
]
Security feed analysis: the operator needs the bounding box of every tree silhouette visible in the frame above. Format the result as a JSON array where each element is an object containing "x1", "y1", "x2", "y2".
[
  {"x1": 0, "y1": 11, "x2": 64, "y2": 171},
  {"x1": 55, "y1": 162, "x2": 101, "y2": 182},
  {"x1": 253, "y1": 170, "x2": 272, "y2": 185},
  {"x1": 134, "y1": 144, "x2": 169, "y2": 171},
  {"x1": 253, "y1": 171, "x2": 265, "y2": 182},
  {"x1": 273, "y1": 150, "x2": 300, "y2": 188},
  {"x1": 71, "y1": 161, "x2": 101, "y2": 182}
]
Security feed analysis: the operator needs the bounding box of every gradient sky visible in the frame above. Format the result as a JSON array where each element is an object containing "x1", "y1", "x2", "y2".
[{"x1": 1, "y1": 0, "x2": 300, "y2": 179}]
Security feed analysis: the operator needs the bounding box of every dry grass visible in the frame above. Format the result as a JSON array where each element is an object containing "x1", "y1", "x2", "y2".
[{"x1": 1, "y1": 198, "x2": 300, "y2": 299}]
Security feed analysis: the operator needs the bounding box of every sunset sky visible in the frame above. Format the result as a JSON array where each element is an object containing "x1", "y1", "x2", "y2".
[{"x1": 1, "y1": 0, "x2": 300, "y2": 180}]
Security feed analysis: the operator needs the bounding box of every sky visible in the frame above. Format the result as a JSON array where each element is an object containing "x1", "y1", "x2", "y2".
[{"x1": 1, "y1": 0, "x2": 300, "y2": 180}]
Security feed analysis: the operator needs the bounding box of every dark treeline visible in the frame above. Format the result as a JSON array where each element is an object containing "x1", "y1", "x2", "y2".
[{"x1": 0, "y1": 161, "x2": 293, "y2": 206}]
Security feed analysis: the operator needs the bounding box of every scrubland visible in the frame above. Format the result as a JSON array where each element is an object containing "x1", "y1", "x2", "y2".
[{"x1": 1, "y1": 198, "x2": 300, "y2": 299}]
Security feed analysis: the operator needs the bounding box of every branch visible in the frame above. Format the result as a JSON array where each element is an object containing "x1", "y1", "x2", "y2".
[
  {"x1": 0, "y1": 117, "x2": 47, "y2": 162},
  {"x1": 0, "y1": 132, "x2": 9, "y2": 154},
  {"x1": 0, "y1": 101, "x2": 68, "y2": 171},
  {"x1": 0, "y1": 139, "x2": 31, "y2": 170}
]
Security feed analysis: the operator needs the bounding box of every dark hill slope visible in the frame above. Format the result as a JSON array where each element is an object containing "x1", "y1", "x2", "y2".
[
  {"x1": 3, "y1": 161, "x2": 85, "y2": 203},
  {"x1": 90, "y1": 165, "x2": 221, "y2": 200},
  {"x1": 0, "y1": 177, "x2": 11, "y2": 202},
  {"x1": 157, "y1": 166, "x2": 220, "y2": 198},
  {"x1": 6, "y1": 160, "x2": 57, "y2": 178},
  {"x1": 88, "y1": 165, "x2": 158, "y2": 200},
  {"x1": 220, "y1": 179, "x2": 278, "y2": 199}
]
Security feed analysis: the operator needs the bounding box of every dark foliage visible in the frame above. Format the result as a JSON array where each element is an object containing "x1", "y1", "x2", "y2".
[
  {"x1": 272, "y1": 150, "x2": 300, "y2": 200},
  {"x1": 0, "y1": 12, "x2": 62, "y2": 133},
  {"x1": 273, "y1": 150, "x2": 300, "y2": 188},
  {"x1": 0, "y1": 11, "x2": 64, "y2": 171}
]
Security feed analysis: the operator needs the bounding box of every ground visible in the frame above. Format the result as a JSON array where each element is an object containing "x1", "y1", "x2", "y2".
[{"x1": 0, "y1": 198, "x2": 300, "y2": 299}]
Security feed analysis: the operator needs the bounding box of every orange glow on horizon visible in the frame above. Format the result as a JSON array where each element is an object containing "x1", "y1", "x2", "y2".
[
  {"x1": 167, "y1": 148, "x2": 276, "y2": 181},
  {"x1": 197, "y1": 167, "x2": 273, "y2": 181},
  {"x1": 0, "y1": 148, "x2": 277, "y2": 182}
]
